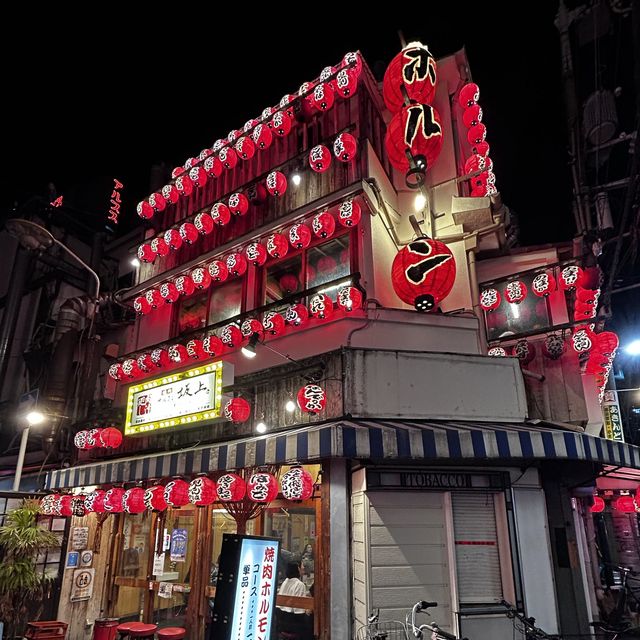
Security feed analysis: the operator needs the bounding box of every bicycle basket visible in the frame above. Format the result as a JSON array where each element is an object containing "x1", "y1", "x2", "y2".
[{"x1": 356, "y1": 620, "x2": 409, "y2": 640}]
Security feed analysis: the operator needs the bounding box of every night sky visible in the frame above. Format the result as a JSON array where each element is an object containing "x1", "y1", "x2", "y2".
[{"x1": 2, "y1": 8, "x2": 572, "y2": 245}]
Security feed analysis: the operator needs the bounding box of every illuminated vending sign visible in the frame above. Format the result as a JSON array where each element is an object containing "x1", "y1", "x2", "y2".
[
  {"x1": 211, "y1": 534, "x2": 280, "y2": 640},
  {"x1": 125, "y1": 362, "x2": 229, "y2": 435}
]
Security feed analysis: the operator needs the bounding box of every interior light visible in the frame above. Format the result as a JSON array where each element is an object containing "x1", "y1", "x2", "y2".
[
  {"x1": 130, "y1": 257, "x2": 141, "y2": 267},
  {"x1": 25, "y1": 411, "x2": 45, "y2": 426},
  {"x1": 241, "y1": 333, "x2": 260, "y2": 359},
  {"x1": 291, "y1": 173, "x2": 302, "y2": 187},
  {"x1": 285, "y1": 399, "x2": 296, "y2": 413},
  {"x1": 414, "y1": 193, "x2": 427, "y2": 211},
  {"x1": 256, "y1": 421, "x2": 268, "y2": 434}
]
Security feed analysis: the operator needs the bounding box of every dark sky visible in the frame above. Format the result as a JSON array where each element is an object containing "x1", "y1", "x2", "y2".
[{"x1": 2, "y1": 7, "x2": 572, "y2": 245}]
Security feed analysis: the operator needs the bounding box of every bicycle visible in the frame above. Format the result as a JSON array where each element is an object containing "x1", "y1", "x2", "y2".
[
  {"x1": 500, "y1": 600, "x2": 559, "y2": 640},
  {"x1": 406, "y1": 600, "x2": 467, "y2": 640},
  {"x1": 355, "y1": 609, "x2": 408, "y2": 640}
]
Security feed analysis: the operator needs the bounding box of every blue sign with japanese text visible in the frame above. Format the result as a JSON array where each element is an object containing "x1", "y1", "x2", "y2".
[{"x1": 170, "y1": 528, "x2": 188, "y2": 562}]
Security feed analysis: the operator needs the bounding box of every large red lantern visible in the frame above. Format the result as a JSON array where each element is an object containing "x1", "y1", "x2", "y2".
[
  {"x1": 149, "y1": 192, "x2": 167, "y2": 212},
  {"x1": 333, "y1": 133, "x2": 358, "y2": 162},
  {"x1": 203, "y1": 335, "x2": 224, "y2": 357},
  {"x1": 248, "y1": 472, "x2": 279, "y2": 503},
  {"x1": 512, "y1": 339, "x2": 536, "y2": 364},
  {"x1": 137, "y1": 200, "x2": 154, "y2": 220},
  {"x1": 224, "y1": 397, "x2": 251, "y2": 423},
  {"x1": 208, "y1": 260, "x2": 229, "y2": 282},
  {"x1": 252, "y1": 123, "x2": 273, "y2": 150},
  {"x1": 337, "y1": 199, "x2": 362, "y2": 227},
  {"x1": 84, "y1": 490, "x2": 107, "y2": 513},
  {"x1": 459, "y1": 83, "x2": 480, "y2": 108},
  {"x1": 248, "y1": 182, "x2": 268, "y2": 204},
  {"x1": 169, "y1": 344, "x2": 189, "y2": 363},
  {"x1": 271, "y1": 110, "x2": 292, "y2": 137},
  {"x1": 109, "y1": 363, "x2": 124, "y2": 381},
  {"x1": 74, "y1": 430, "x2": 89, "y2": 449},
  {"x1": 194, "y1": 211, "x2": 214, "y2": 236},
  {"x1": 337, "y1": 286, "x2": 363, "y2": 312},
  {"x1": 463, "y1": 104, "x2": 483, "y2": 129},
  {"x1": 151, "y1": 237, "x2": 170, "y2": 257},
  {"x1": 467, "y1": 123, "x2": 487, "y2": 146},
  {"x1": 228, "y1": 193, "x2": 249, "y2": 217},
  {"x1": 226, "y1": 253, "x2": 248, "y2": 277},
  {"x1": 220, "y1": 324, "x2": 243, "y2": 348},
  {"x1": 189, "y1": 166, "x2": 207, "y2": 188},
  {"x1": 162, "y1": 184, "x2": 180, "y2": 205},
  {"x1": 266, "y1": 171, "x2": 287, "y2": 197},
  {"x1": 297, "y1": 384, "x2": 326, "y2": 415},
  {"x1": 164, "y1": 479, "x2": 190, "y2": 508},
  {"x1": 179, "y1": 222, "x2": 199, "y2": 245},
  {"x1": 286, "y1": 304, "x2": 309, "y2": 327},
  {"x1": 590, "y1": 496, "x2": 605, "y2": 513},
  {"x1": 297, "y1": 82, "x2": 316, "y2": 120},
  {"x1": 309, "y1": 294, "x2": 334, "y2": 320},
  {"x1": 559, "y1": 265, "x2": 585, "y2": 291},
  {"x1": 186, "y1": 339, "x2": 207, "y2": 360},
  {"x1": 615, "y1": 496, "x2": 636, "y2": 513},
  {"x1": 266, "y1": 233, "x2": 289, "y2": 259},
  {"x1": 480, "y1": 288, "x2": 501, "y2": 312},
  {"x1": 175, "y1": 174, "x2": 194, "y2": 197},
  {"x1": 391, "y1": 239, "x2": 456, "y2": 312},
  {"x1": 56, "y1": 495, "x2": 73, "y2": 517},
  {"x1": 137, "y1": 352, "x2": 154, "y2": 373},
  {"x1": 219, "y1": 146, "x2": 238, "y2": 171},
  {"x1": 309, "y1": 145, "x2": 332, "y2": 173},
  {"x1": 216, "y1": 473, "x2": 246, "y2": 502},
  {"x1": 104, "y1": 487, "x2": 125, "y2": 513},
  {"x1": 191, "y1": 267, "x2": 212, "y2": 290},
  {"x1": 137, "y1": 243, "x2": 155, "y2": 264},
  {"x1": 175, "y1": 275, "x2": 195, "y2": 296},
  {"x1": 188, "y1": 477, "x2": 217, "y2": 507},
  {"x1": 235, "y1": 136, "x2": 256, "y2": 161},
  {"x1": 312, "y1": 83, "x2": 335, "y2": 111},
  {"x1": 150, "y1": 348, "x2": 170, "y2": 368},
  {"x1": 595, "y1": 331, "x2": 619, "y2": 357},
  {"x1": 280, "y1": 466, "x2": 314, "y2": 501},
  {"x1": 262, "y1": 311, "x2": 286, "y2": 336},
  {"x1": 383, "y1": 43, "x2": 437, "y2": 113},
  {"x1": 100, "y1": 427, "x2": 123, "y2": 448},
  {"x1": 122, "y1": 488, "x2": 146, "y2": 514},
  {"x1": 312, "y1": 211, "x2": 335, "y2": 239},
  {"x1": 245, "y1": 242, "x2": 268, "y2": 267},
  {"x1": 289, "y1": 223, "x2": 312, "y2": 249},
  {"x1": 122, "y1": 359, "x2": 141, "y2": 379},
  {"x1": 133, "y1": 296, "x2": 151, "y2": 316},
  {"x1": 204, "y1": 155, "x2": 223, "y2": 178},
  {"x1": 164, "y1": 228, "x2": 183, "y2": 251},
  {"x1": 160, "y1": 282, "x2": 180, "y2": 304},
  {"x1": 572, "y1": 326, "x2": 596, "y2": 354},
  {"x1": 210, "y1": 202, "x2": 231, "y2": 227},
  {"x1": 241, "y1": 318, "x2": 264, "y2": 341},
  {"x1": 532, "y1": 272, "x2": 556, "y2": 297},
  {"x1": 542, "y1": 335, "x2": 566, "y2": 360},
  {"x1": 144, "y1": 485, "x2": 167, "y2": 512},
  {"x1": 335, "y1": 68, "x2": 358, "y2": 98},
  {"x1": 385, "y1": 104, "x2": 443, "y2": 173},
  {"x1": 504, "y1": 281, "x2": 528, "y2": 305},
  {"x1": 145, "y1": 289, "x2": 165, "y2": 310}
]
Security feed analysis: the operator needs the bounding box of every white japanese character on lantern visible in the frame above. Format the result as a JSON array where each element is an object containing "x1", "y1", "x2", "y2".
[
  {"x1": 480, "y1": 288, "x2": 498, "y2": 308},
  {"x1": 266, "y1": 172, "x2": 277, "y2": 190},
  {"x1": 506, "y1": 281, "x2": 524, "y2": 302},
  {"x1": 281, "y1": 468, "x2": 304, "y2": 500},
  {"x1": 334, "y1": 136, "x2": 345, "y2": 157},
  {"x1": 273, "y1": 112, "x2": 284, "y2": 128},
  {"x1": 267, "y1": 236, "x2": 276, "y2": 253},
  {"x1": 562, "y1": 266, "x2": 580, "y2": 287},
  {"x1": 250, "y1": 474, "x2": 270, "y2": 501},
  {"x1": 310, "y1": 146, "x2": 324, "y2": 162},
  {"x1": 303, "y1": 385, "x2": 325, "y2": 412},
  {"x1": 339, "y1": 200, "x2": 353, "y2": 220},
  {"x1": 572, "y1": 330, "x2": 592, "y2": 353},
  {"x1": 532, "y1": 273, "x2": 549, "y2": 294},
  {"x1": 188, "y1": 479, "x2": 204, "y2": 503},
  {"x1": 246, "y1": 244, "x2": 259, "y2": 261},
  {"x1": 309, "y1": 295, "x2": 326, "y2": 315},
  {"x1": 285, "y1": 307, "x2": 300, "y2": 325},
  {"x1": 336, "y1": 70, "x2": 349, "y2": 89},
  {"x1": 289, "y1": 225, "x2": 301, "y2": 244},
  {"x1": 488, "y1": 347, "x2": 507, "y2": 357},
  {"x1": 217, "y1": 475, "x2": 233, "y2": 501}
]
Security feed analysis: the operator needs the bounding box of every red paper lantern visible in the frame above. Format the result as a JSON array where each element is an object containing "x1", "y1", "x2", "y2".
[
  {"x1": 137, "y1": 200, "x2": 154, "y2": 220},
  {"x1": 297, "y1": 82, "x2": 316, "y2": 120},
  {"x1": 100, "y1": 427, "x2": 123, "y2": 448},
  {"x1": 109, "y1": 363, "x2": 124, "y2": 381},
  {"x1": 248, "y1": 472, "x2": 279, "y2": 503},
  {"x1": 615, "y1": 496, "x2": 636, "y2": 513},
  {"x1": 280, "y1": 94, "x2": 296, "y2": 118},
  {"x1": 261, "y1": 106, "x2": 275, "y2": 123},
  {"x1": 122, "y1": 358, "x2": 141, "y2": 379},
  {"x1": 309, "y1": 294, "x2": 334, "y2": 320},
  {"x1": 137, "y1": 243, "x2": 155, "y2": 263},
  {"x1": 271, "y1": 110, "x2": 292, "y2": 137},
  {"x1": 279, "y1": 273, "x2": 299, "y2": 294},
  {"x1": 473, "y1": 141, "x2": 490, "y2": 157},
  {"x1": 74, "y1": 430, "x2": 89, "y2": 449},
  {"x1": 312, "y1": 211, "x2": 335, "y2": 239},
  {"x1": 133, "y1": 296, "x2": 151, "y2": 316},
  {"x1": 383, "y1": 43, "x2": 437, "y2": 113},
  {"x1": 335, "y1": 68, "x2": 358, "y2": 98},
  {"x1": 194, "y1": 212, "x2": 214, "y2": 236},
  {"x1": 175, "y1": 275, "x2": 195, "y2": 296},
  {"x1": 241, "y1": 318, "x2": 264, "y2": 341},
  {"x1": 574, "y1": 300, "x2": 597, "y2": 321},
  {"x1": 151, "y1": 237, "x2": 170, "y2": 257},
  {"x1": 488, "y1": 347, "x2": 508, "y2": 357},
  {"x1": 595, "y1": 331, "x2": 619, "y2": 357},
  {"x1": 317, "y1": 255, "x2": 337, "y2": 274},
  {"x1": 189, "y1": 166, "x2": 207, "y2": 188},
  {"x1": 319, "y1": 65, "x2": 337, "y2": 90},
  {"x1": 40, "y1": 495, "x2": 58, "y2": 515},
  {"x1": 464, "y1": 154, "x2": 492, "y2": 175},
  {"x1": 543, "y1": 335, "x2": 566, "y2": 360},
  {"x1": 211, "y1": 202, "x2": 231, "y2": 227},
  {"x1": 480, "y1": 288, "x2": 501, "y2": 312},
  {"x1": 590, "y1": 496, "x2": 605, "y2": 513},
  {"x1": 333, "y1": 133, "x2": 358, "y2": 162},
  {"x1": 212, "y1": 139, "x2": 226, "y2": 152},
  {"x1": 160, "y1": 282, "x2": 180, "y2": 304},
  {"x1": 246, "y1": 242, "x2": 268, "y2": 267},
  {"x1": 244, "y1": 118, "x2": 258, "y2": 132},
  {"x1": 577, "y1": 288, "x2": 601, "y2": 305},
  {"x1": 280, "y1": 466, "x2": 314, "y2": 501},
  {"x1": 220, "y1": 324, "x2": 243, "y2": 348},
  {"x1": 391, "y1": 239, "x2": 456, "y2": 312},
  {"x1": 266, "y1": 171, "x2": 287, "y2": 197},
  {"x1": 512, "y1": 339, "x2": 536, "y2": 364},
  {"x1": 164, "y1": 479, "x2": 190, "y2": 508},
  {"x1": 248, "y1": 183, "x2": 268, "y2": 204},
  {"x1": 337, "y1": 286, "x2": 363, "y2": 312},
  {"x1": 164, "y1": 228, "x2": 183, "y2": 251},
  {"x1": 224, "y1": 397, "x2": 251, "y2": 423},
  {"x1": 144, "y1": 485, "x2": 167, "y2": 511},
  {"x1": 84, "y1": 490, "x2": 107, "y2": 513},
  {"x1": 532, "y1": 272, "x2": 556, "y2": 297},
  {"x1": 312, "y1": 83, "x2": 335, "y2": 111},
  {"x1": 191, "y1": 267, "x2": 211, "y2": 290},
  {"x1": 145, "y1": 289, "x2": 165, "y2": 310},
  {"x1": 208, "y1": 260, "x2": 229, "y2": 283},
  {"x1": 289, "y1": 223, "x2": 312, "y2": 249},
  {"x1": 216, "y1": 473, "x2": 246, "y2": 502},
  {"x1": 262, "y1": 311, "x2": 286, "y2": 336},
  {"x1": 175, "y1": 174, "x2": 194, "y2": 197},
  {"x1": 342, "y1": 51, "x2": 362, "y2": 76},
  {"x1": 228, "y1": 193, "x2": 249, "y2": 217},
  {"x1": 57, "y1": 495, "x2": 74, "y2": 517},
  {"x1": 169, "y1": 344, "x2": 189, "y2": 363},
  {"x1": 179, "y1": 222, "x2": 199, "y2": 245},
  {"x1": 219, "y1": 147, "x2": 238, "y2": 170},
  {"x1": 463, "y1": 104, "x2": 483, "y2": 129},
  {"x1": 149, "y1": 194, "x2": 165, "y2": 213},
  {"x1": 337, "y1": 199, "x2": 362, "y2": 227},
  {"x1": 104, "y1": 487, "x2": 125, "y2": 513},
  {"x1": 266, "y1": 232, "x2": 289, "y2": 259},
  {"x1": 227, "y1": 129, "x2": 241, "y2": 144},
  {"x1": 226, "y1": 253, "x2": 248, "y2": 277},
  {"x1": 122, "y1": 488, "x2": 146, "y2": 514},
  {"x1": 186, "y1": 339, "x2": 207, "y2": 360},
  {"x1": 235, "y1": 136, "x2": 256, "y2": 161},
  {"x1": 137, "y1": 353, "x2": 154, "y2": 373},
  {"x1": 252, "y1": 123, "x2": 273, "y2": 150},
  {"x1": 188, "y1": 477, "x2": 217, "y2": 507},
  {"x1": 199, "y1": 147, "x2": 213, "y2": 161},
  {"x1": 297, "y1": 384, "x2": 326, "y2": 414},
  {"x1": 204, "y1": 155, "x2": 223, "y2": 178},
  {"x1": 504, "y1": 281, "x2": 527, "y2": 305},
  {"x1": 150, "y1": 348, "x2": 170, "y2": 368},
  {"x1": 309, "y1": 145, "x2": 332, "y2": 173},
  {"x1": 162, "y1": 184, "x2": 180, "y2": 204},
  {"x1": 203, "y1": 335, "x2": 223, "y2": 357},
  {"x1": 286, "y1": 304, "x2": 309, "y2": 327},
  {"x1": 572, "y1": 326, "x2": 596, "y2": 353},
  {"x1": 467, "y1": 123, "x2": 487, "y2": 146},
  {"x1": 385, "y1": 104, "x2": 444, "y2": 172},
  {"x1": 559, "y1": 265, "x2": 585, "y2": 291},
  {"x1": 459, "y1": 83, "x2": 480, "y2": 108}
]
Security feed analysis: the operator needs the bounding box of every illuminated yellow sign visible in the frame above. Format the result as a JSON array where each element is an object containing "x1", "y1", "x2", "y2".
[{"x1": 125, "y1": 362, "x2": 224, "y2": 436}]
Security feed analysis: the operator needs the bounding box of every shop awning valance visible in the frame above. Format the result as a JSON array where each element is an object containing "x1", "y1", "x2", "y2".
[{"x1": 45, "y1": 419, "x2": 640, "y2": 490}]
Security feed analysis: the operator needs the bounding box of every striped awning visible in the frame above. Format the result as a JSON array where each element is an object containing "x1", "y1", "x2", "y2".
[{"x1": 45, "y1": 419, "x2": 640, "y2": 489}]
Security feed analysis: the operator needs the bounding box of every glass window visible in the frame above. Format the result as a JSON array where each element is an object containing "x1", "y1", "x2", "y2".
[
  {"x1": 307, "y1": 235, "x2": 351, "y2": 294},
  {"x1": 209, "y1": 511, "x2": 257, "y2": 585},
  {"x1": 176, "y1": 292, "x2": 208, "y2": 334},
  {"x1": 209, "y1": 280, "x2": 243, "y2": 326},
  {"x1": 264, "y1": 255, "x2": 304, "y2": 305}
]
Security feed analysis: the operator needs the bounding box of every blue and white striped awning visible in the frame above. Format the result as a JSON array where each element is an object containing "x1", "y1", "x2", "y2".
[{"x1": 45, "y1": 419, "x2": 640, "y2": 489}]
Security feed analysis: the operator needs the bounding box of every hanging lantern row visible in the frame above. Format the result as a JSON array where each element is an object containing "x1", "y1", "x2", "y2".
[
  {"x1": 589, "y1": 491, "x2": 640, "y2": 514},
  {"x1": 488, "y1": 335, "x2": 568, "y2": 361},
  {"x1": 308, "y1": 132, "x2": 359, "y2": 173},
  {"x1": 458, "y1": 82, "x2": 496, "y2": 198},
  {"x1": 74, "y1": 427, "x2": 123, "y2": 450},
  {"x1": 110, "y1": 287, "x2": 363, "y2": 381},
  {"x1": 137, "y1": 52, "x2": 363, "y2": 221}
]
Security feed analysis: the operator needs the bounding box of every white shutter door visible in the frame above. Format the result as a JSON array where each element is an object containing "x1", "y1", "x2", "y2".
[{"x1": 452, "y1": 492, "x2": 503, "y2": 604}]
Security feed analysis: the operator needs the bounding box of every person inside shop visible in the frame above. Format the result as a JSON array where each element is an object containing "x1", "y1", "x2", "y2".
[
  {"x1": 301, "y1": 543, "x2": 314, "y2": 577},
  {"x1": 276, "y1": 562, "x2": 313, "y2": 639}
]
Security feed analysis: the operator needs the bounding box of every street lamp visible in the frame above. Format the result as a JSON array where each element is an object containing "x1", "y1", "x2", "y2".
[
  {"x1": 13, "y1": 411, "x2": 46, "y2": 491},
  {"x1": 624, "y1": 339, "x2": 640, "y2": 356}
]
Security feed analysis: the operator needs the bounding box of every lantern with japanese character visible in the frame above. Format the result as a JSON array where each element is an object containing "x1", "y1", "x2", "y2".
[
  {"x1": 228, "y1": 193, "x2": 249, "y2": 217},
  {"x1": 312, "y1": 83, "x2": 335, "y2": 111},
  {"x1": 199, "y1": 147, "x2": 213, "y2": 161},
  {"x1": 245, "y1": 242, "x2": 268, "y2": 267},
  {"x1": 164, "y1": 228, "x2": 183, "y2": 251},
  {"x1": 266, "y1": 233, "x2": 289, "y2": 259},
  {"x1": 109, "y1": 363, "x2": 124, "y2": 381},
  {"x1": 590, "y1": 496, "x2": 605, "y2": 513},
  {"x1": 286, "y1": 304, "x2": 309, "y2": 327},
  {"x1": 320, "y1": 65, "x2": 337, "y2": 89},
  {"x1": 220, "y1": 324, "x2": 243, "y2": 348},
  {"x1": 104, "y1": 487, "x2": 125, "y2": 513},
  {"x1": 504, "y1": 281, "x2": 527, "y2": 305},
  {"x1": 312, "y1": 211, "x2": 335, "y2": 239},
  {"x1": 572, "y1": 326, "x2": 596, "y2": 354},
  {"x1": 208, "y1": 260, "x2": 229, "y2": 282},
  {"x1": 543, "y1": 335, "x2": 566, "y2": 360},
  {"x1": 266, "y1": 171, "x2": 287, "y2": 197},
  {"x1": 56, "y1": 495, "x2": 74, "y2": 517},
  {"x1": 309, "y1": 145, "x2": 332, "y2": 173},
  {"x1": 74, "y1": 430, "x2": 89, "y2": 449},
  {"x1": 459, "y1": 83, "x2": 480, "y2": 108},
  {"x1": 216, "y1": 473, "x2": 246, "y2": 502},
  {"x1": 289, "y1": 223, "x2": 312, "y2": 250},
  {"x1": 100, "y1": 427, "x2": 123, "y2": 448},
  {"x1": 175, "y1": 174, "x2": 193, "y2": 197},
  {"x1": 219, "y1": 147, "x2": 238, "y2": 171},
  {"x1": 513, "y1": 339, "x2": 536, "y2": 364},
  {"x1": 137, "y1": 243, "x2": 155, "y2": 263},
  {"x1": 262, "y1": 311, "x2": 286, "y2": 336},
  {"x1": 164, "y1": 479, "x2": 190, "y2": 508},
  {"x1": 532, "y1": 272, "x2": 556, "y2": 297},
  {"x1": 309, "y1": 294, "x2": 334, "y2": 320},
  {"x1": 248, "y1": 472, "x2": 279, "y2": 503},
  {"x1": 151, "y1": 237, "x2": 170, "y2": 257},
  {"x1": 137, "y1": 353, "x2": 154, "y2": 373},
  {"x1": 272, "y1": 110, "x2": 292, "y2": 137},
  {"x1": 84, "y1": 490, "x2": 107, "y2": 513},
  {"x1": 467, "y1": 123, "x2": 487, "y2": 146},
  {"x1": 86, "y1": 428, "x2": 101, "y2": 448},
  {"x1": 224, "y1": 397, "x2": 251, "y2": 423},
  {"x1": 333, "y1": 133, "x2": 358, "y2": 162},
  {"x1": 122, "y1": 358, "x2": 141, "y2": 379},
  {"x1": 122, "y1": 488, "x2": 146, "y2": 514},
  {"x1": 343, "y1": 51, "x2": 362, "y2": 76},
  {"x1": 337, "y1": 286, "x2": 362, "y2": 312},
  {"x1": 280, "y1": 94, "x2": 296, "y2": 118},
  {"x1": 175, "y1": 275, "x2": 195, "y2": 297},
  {"x1": 252, "y1": 124, "x2": 273, "y2": 150},
  {"x1": 338, "y1": 199, "x2": 361, "y2": 227},
  {"x1": 144, "y1": 485, "x2": 167, "y2": 511},
  {"x1": 204, "y1": 155, "x2": 223, "y2": 179},
  {"x1": 234, "y1": 136, "x2": 256, "y2": 161},
  {"x1": 162, "y1": 184, "x2": 180, "y2": 205},
  {"x1": 391, "y1": 239, "x2": 456, "y2": 312},
  {"x1": 297, "y1": 82, "x2": 316, "y2": 120},
  {"x1": 189, "y1": 166, "x2": 207, "y2": 188},
  {"x1": 280, "y1": 466, "x2": 314, "y2": 501},
  {"x1": 297, "y1": 384, "x2": 326, "y2": 415},
  {"x1": 160, "y1": 282, "x2": 180, "y2": 304},
  {"x1": 480, "y1": 288, "x2": 501, "y2": 312},
  {"x1": 137, "y1": 200, "x2": 154, "y2": 220},
  {"x1": 194, "y1": 211, "x2": 214, "y2": 236},
  {"x1": 151, "y1": 348, "x2": 170, "y2": 368},
  {"x1": 40, "y1": 495, "x2": 58, "y2": 515},
  {"x1": 145, "y1": 289, "x2": 165, "y2": 310},
  {"x1": 133, "y1": 296, "x2": 151, "y2": 316},
  {"x1": 241, "y1": 319, "x2": 264, "y2": 341},
  {"x1": 186, "y1": 339, "x2": 207, "y2": 360},
  {"x1": 179, "y1": 222, "x2": 199, "y2": 245},
  {"x1": 226, "y1": 253, "x2": 247, "y2": 277},
  {"x1": 169, "y1": 344, "x2": 189, "y2": 363},
  {"x1": 208, "y1": 203, "x2": 230, "y2": 228},
  {"x1": 335, "y1": 68, "x2": 358, "y2": 98},
  {"x1": 488, "y1": 347, "x2": 507, "y2": 357},
  {"x1": 191, "y1": 267, "x2": 212, "y2": 290},
  {"x1": 203, "y1": 335, "x2": 223, "y2": 357},
  {"x1": 188, "y1": 477, "x2": 217, "y2": 507},
  {"x1": 559, "y1": 265, "x2": 584, "y2": 291}
]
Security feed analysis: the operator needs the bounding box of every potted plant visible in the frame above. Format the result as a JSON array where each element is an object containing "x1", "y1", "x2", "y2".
[{"x1": 0, "y1": 499, "x2": 59, "y2": 639}]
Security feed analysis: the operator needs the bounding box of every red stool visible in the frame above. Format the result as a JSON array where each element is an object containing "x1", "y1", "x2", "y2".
[
  {"x1": 116, "y1": 622, "x2": 138, "y2": 640},
  {"x1": 128, "y1": 624, "x2": 157, "y2": 639},
  {"x1": 157, "y1": 628, "x2": 187, "y2": 640}
]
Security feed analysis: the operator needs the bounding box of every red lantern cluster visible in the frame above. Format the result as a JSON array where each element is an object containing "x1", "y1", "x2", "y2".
[{"x1": 74, "y1": 427, "x2": 123, "y2": 450}]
